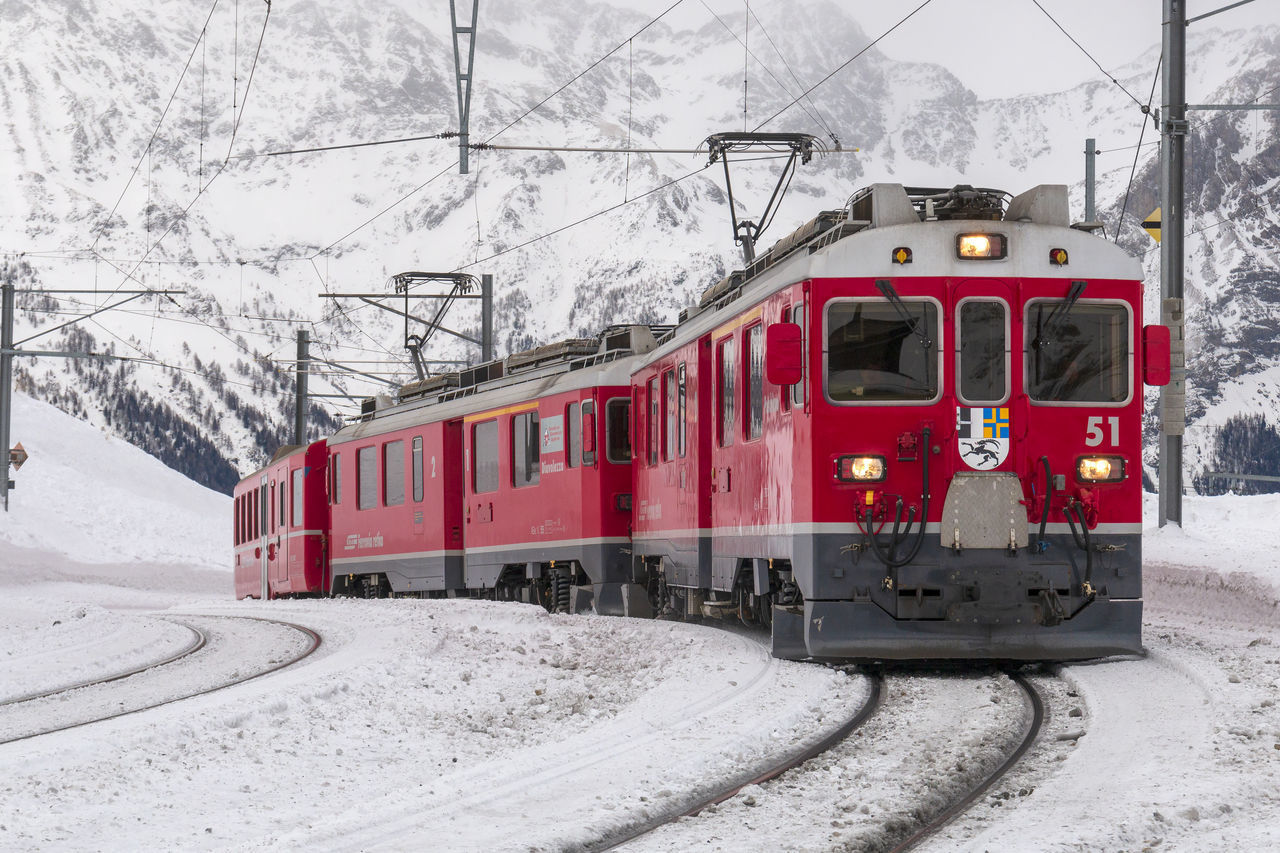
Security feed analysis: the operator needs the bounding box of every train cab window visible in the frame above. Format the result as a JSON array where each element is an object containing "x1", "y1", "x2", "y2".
[
  {"x1": 647, "y1": 377, "x2": 659, "y2": 466},
  {"x1": 1026, "y1": 301, "x2": 1130, "y2": 403},
  {"x1": 513, "y1": 412, "x2": 540, "y2": 487},
  {"x1": 825, "y1": 299, "x2": 939, "y2": 403},
  {"x1": 663, "y1": 369, "x2": 677, "y2": 461},
  {"x1": 582, "y1": 401, "x2": 598, "y2": 466},
  {"x1": 747, "y1": 324, "x2": 764, "y2": 440},
  {"x1": 383, "y1": 440, "x2": 405, "y2": 506},
  {"x1": 605, "y1": 398, "x2": 631, "y2": 464},
  {"x1": 412, "y1": 437, "x2": 424, "y2": 502},
  {"x1": 957, "y1": 300, "x2": 1009, "y2": 404},
  {"x1": 330, "y1": 453, "x2": 342, "y2": 505},
  {"x1": 292, "y1": 469, "x2": 303, "y2": 526},
  {"x1": 473, "y1": 420, "x2": 499, "y2": 493},
  {"x1": 566, "y1": 402, "x2": 581, "y2": 468},
  {"x1": 790, "y1": 304, "x2": 807, "y2": 408},
  {"x1": 717, "y1": 337, "x2": 736, "y2": 446},
  {"x1": 678, "y1": 364, "x2": 687, "y2": 458},
  {"x1": 357, "y1": 446, "x2": 377, "y2": 510}
]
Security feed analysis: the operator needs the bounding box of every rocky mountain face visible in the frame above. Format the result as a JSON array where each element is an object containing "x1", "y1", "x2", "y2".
[{"x1": 1, "y1": 0, "x2": 1277, "y2": 491}]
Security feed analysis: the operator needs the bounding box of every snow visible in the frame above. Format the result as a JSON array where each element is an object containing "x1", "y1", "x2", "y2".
[{"x1": 1, "y1": 403, "x2": 1279, "y2": 850}]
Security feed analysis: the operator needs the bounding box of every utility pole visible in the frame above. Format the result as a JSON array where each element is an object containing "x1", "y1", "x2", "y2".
[
  {"x1": 0, "y1": 280, "x2": 14, "y2": 512},
  {"x1": 294, "y1": 328, "x2": 309, "y2": 446},
  {"x1": 481, "y1": 273, "x2": 493, "y2": 361},
  {"x1": 1084, "y1": 137, "x2": 1097, "y2": 222},
  {"x1": 1159, "y1": 0, "x2": 1188, "y2": 528},
  {"x1": 451, "y1": 0, "x2": 479, "y2": 175}
]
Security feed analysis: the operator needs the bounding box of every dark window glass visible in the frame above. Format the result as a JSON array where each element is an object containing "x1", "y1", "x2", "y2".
[
  {"x1": 826, "y1": 300, "x2": 938, "y2": 402},
  {"x1": 747, "y1": 324, "x2": 764, "y2": 439},
  {"x1": 1027, "y1": 302, "x2": 1129, "y2": 403},
  {"x1": 647, "y1": 378, "x2": 659, "y2": 465},
  {"x1": 605, "y1": 398, "x2": 631, "y2": 463},
  {"x1": 718, "y1": 338, "x2": 736, "y2": 446},
  {"x1": 271, "y1": 483, "x2": 278, "y2": 532},
  {"x1": 292, "y1": 469, "x2": 303, "y2": 526},
  {"x1": 513, "y1": 412, "x2": 540, "y2": 487},
  {"x1": 383, "y1": 440, "x2": 405, "y2": 506},
  {"x1": 279, "y1": 480, "x2": 286, "y2": 528},
  {"x1": 790, "y1": 304, "x2": 807, "y2": 407},
  {"x1": 567, "y1": 402, "x2": 581, "y2": 469},
  {"x1": 663, "y1": 369, "x2": 677, "y2": 461},
  {"x1": 412, "y1": 437, "x2": 424, "y2": 502},
  {"x1": 677, "y1": 364, "x2": 687, "y2": 457},
  {"x1": 582, "y1": 401, "x2": 597, "y2": 466},
  {"x1": 958, "y1": 301, "x2": 1008, "y2": 403},
  {"x1": 257, "y1": 485, "x2": 265, "y2": 538},
  {"x1": 357, "y1": 446, "x2": 377, "y2": 510},
  {"x1": 473, "y1": 420, "x2": 498, "y2": 493},
  {"x1": 331, "y1": 454, "x2": 342, "y2": 505}
]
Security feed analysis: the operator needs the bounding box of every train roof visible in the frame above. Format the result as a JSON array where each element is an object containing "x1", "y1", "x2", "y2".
[{"x1": 330, "y1": 324, "x2": 665, "y2": 444}]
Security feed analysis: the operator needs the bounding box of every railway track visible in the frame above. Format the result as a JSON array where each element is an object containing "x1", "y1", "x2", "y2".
[
  {"x1": 594, "y1": 669, "x2": 887, "y2": 851},
  {"x1": 0, "y1": 615, "x2": 321, "y2": 746},
  {"x1": 887, "y1": 671, "x2": 1046, "y2": 852}
]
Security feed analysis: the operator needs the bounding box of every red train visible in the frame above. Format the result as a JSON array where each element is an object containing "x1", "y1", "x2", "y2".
[{"x1": 234, "y1": 183, "x2": 1170, "y2": 661}]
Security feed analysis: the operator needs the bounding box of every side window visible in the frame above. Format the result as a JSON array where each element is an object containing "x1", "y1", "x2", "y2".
[
  {"x1": 678, "y1": 363, "x2": 687, "y2": 458},
  {"x1": 473, "y1": 420, "x2": 498, "y2": 493},
  {"x1": 790, "y1": 303, "x2": 807, "y2": 407},
  {"x1": 258, "y1": 485, "x2": 266, "y2": 537},
  {"x1": 412, "y1": 436, "x2": 424, "y2": 502},
  {"x1": 278, "y1": 480, "x2": 286, "y2": 528},
  {"x1": 270, "y1": 483, "x2": 277, "y2": 533},
  {"x1": 582, "y1": 400, "x2": 597, "y2": 466},
  {"x1": 663, "y1": 369, "x2": 677, "y2": 461},
  {"x1": 512, "y1": 411, "x2": 541, "y2": 487},
  {"x1": 292, "y1": 469, "x2": 303, "y2": 526},
  {"x1": 717, "y1": 337, "x2": 736, "y2": 447},
  {"x1": 958, "y1": 300, "x2": 1009, "y2": 404},
  {"x1": 747, "y1": 323, "x2": 764, "y2": 440},
  {"x1": 383, "y1": 440, "x2": 405, "y2": 507},
  {"x1": 647, "y1": 377, "x2": 659, "y2": 466},
  {"x1": 605, "y1": 398, "x2": 631, "y2": 463},
  {"x1": 357, "y1": 446, "x2": 377, "y2": 510},
  {"x1": 330, "y1": 453, "x2": 342, "y2": 505},
  {"x1": 567, "y1": 402, "x2": 581, "y2": 469}
]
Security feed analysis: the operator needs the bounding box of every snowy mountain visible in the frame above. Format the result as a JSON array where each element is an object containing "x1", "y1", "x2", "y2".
[{"x1": 1, "y1": 0, "x2": 1277, "y2": 491}]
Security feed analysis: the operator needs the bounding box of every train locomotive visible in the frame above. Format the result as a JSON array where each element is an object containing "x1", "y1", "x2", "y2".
[{"x1": 233, "y1": 182, "x2": 1170, "y2": 662}]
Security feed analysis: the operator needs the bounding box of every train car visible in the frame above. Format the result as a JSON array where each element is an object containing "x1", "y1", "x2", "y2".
[
  {"x1": 233, "y1": 439, "x2": 329, "y2": 599},
  {"x1": 323, "y1": 326, "x2": 659, "y2": 614},
  {"x1": 631, "y1": 183, "x2": 1170, "y2": 661}
]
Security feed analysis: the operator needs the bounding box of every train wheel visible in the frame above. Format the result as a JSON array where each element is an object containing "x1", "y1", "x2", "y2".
[{"x1": 756, "y1": 594, "x2": 773, "y2": 630}]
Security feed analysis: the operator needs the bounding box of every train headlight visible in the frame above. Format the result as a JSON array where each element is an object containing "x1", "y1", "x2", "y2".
[
  {"x1": 836, "y1": 455, "x2": 887, "y2": 483},
  {"x1": 956, "y1": 233, "x2": 1007, "y2": 259},
  {"x1": 1076, "y1": 455, "x2": 1125, "y2": 483}
]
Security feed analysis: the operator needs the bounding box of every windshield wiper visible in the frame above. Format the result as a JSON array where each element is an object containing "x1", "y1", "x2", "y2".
[
  {"x1": 1034, "y1": 280, "x2": 1088, "y2": 350},
  {"x1": 875, "y1": 279, "x2": 933, "y2": 352}
]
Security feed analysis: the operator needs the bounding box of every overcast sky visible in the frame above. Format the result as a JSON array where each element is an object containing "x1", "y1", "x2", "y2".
[{"x1": 655, "y1": 0, "x2": 1280, "y2": 99}]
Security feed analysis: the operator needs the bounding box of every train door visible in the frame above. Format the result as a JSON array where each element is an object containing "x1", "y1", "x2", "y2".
[{"x1": 259, "y1": 472, "x2": 269, "y2": 599}]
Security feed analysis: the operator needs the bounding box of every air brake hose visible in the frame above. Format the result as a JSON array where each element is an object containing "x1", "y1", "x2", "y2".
[
  {"x1": 864, "y1": 427, "x2": 931, "y2": 569},
  {"x1": 1036, "y1": 456, "x2": 1052, "y2": 551},
  {"x1": 1064, "y1": 501, "x2": 1095, "y2": 595}
]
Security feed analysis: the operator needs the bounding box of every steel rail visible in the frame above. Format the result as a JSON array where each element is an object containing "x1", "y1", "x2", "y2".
[
  {"x1": 592, "y1": 670, "x2": 885, "y2": 851},
  {"x1": 0, "y1": 617, "x2": 321, "y2": 746},
  {"x1": 887, "y1": 671, "x2": 1046, "y2": 852},
  {"x1": 0, "y1": 620, "x2": 207, "y2": 708}
]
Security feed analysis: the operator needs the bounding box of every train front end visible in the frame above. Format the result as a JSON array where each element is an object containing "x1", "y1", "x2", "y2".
[{"x1": 774, "y1": 184, "x2": 1169, "y2": 662}]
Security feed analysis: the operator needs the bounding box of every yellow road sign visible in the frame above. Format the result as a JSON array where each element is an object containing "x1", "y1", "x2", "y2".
[{"x1": 1142, "y1": 207, "x2": 1162, "y2": 243}]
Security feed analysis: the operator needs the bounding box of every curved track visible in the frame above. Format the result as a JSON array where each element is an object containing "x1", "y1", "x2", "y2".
[
  {"x1": 0, "y1": 616, "x2": 321, "y2": 746},
  {"x1": 0, "y1": 620, "x2": 208, "y2": 708},
  {"x1": 595, "y1": 670, "x2": 886, "y2": 851},
  {"x1": 887, "y1": 671, "x2": 1045, "y2": 852}
]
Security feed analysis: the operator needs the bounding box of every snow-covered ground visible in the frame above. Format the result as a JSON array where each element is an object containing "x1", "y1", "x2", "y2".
[{"x1": 1, "y1": 392, "x2": 1277, "y2": 851}]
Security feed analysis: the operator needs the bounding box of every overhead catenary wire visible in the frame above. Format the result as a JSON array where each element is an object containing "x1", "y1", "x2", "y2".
[
  {"x1": 1031, "y1": 0, "x2": 1147, "y2": 109},
  {"x1": 1114, "y1": 55, "x2": 1163, "y2": 243}
]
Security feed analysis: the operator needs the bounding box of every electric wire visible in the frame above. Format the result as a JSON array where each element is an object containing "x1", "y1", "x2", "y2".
[
  {"x1": 1114, "y1": 55, "x2": 1163, "y2": 242},
  {"x1": 1030, "y1": 0, "x2": 1146, "y2": 108}
]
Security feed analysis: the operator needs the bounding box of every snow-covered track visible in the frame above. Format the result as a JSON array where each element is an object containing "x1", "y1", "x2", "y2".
[
  {"x1": 594, "y1": 670, "x2": 886, "y2": 851},
  {"x1": 888, "y1": 671, "x2": 1045, "y2": 852},
  {"x1": 0, "y1": 615, "x2": 320, "y2": 746},
  {"x1": 0, "y1": 620, "x2": 208, "y2": 708}
]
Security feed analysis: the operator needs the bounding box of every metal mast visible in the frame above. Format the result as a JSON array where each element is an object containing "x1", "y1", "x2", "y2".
[
  {"x1": 451, "y1": 0, "x2": 479, "y2": 175},
  {"x1": 0, "y1": 281, "x2": 14, "y2": 511}
]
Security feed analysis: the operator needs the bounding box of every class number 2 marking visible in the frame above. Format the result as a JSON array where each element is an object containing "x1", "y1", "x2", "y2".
[{"x1": 1085, "y1": 415, "x2": 1120, "y2": 447}]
